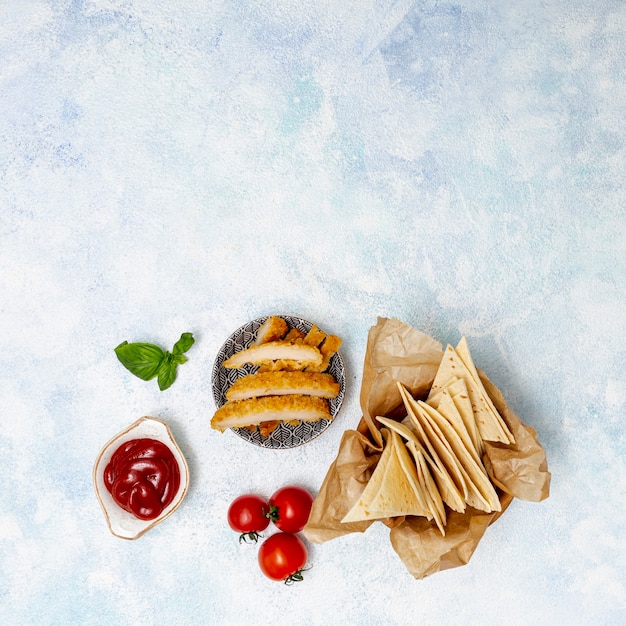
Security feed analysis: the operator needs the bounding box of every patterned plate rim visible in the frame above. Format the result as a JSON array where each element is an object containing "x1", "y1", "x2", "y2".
[{"x1": 211, "y1": 315, "x2": 345, "y2": 449}]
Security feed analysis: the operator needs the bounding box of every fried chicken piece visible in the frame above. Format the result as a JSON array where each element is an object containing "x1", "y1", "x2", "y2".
[
  {"x1": 284, "y1": 328, "x2": 306, "y2": 342},
  {"x1": 252, "y1": 316, "x2": 289, "y2": 346},
  {"x1": 257, "y1": 359, "x2": 310, "y2": 372},
  {"x1": 303, "y1": 325, "x2": 327, "y2": 347},
  {"x1": 258, "y1": 420, "x2": 281, "y2": 437},
  {"x1": 226, "y1": 371, "x2": 340, "y2": 401},
  {"x1": 222, "y1": 341, "x2": 323, "y2": 369},
  {"x1": 211, "y1": 395, "x2": 332, "y2": 432},
  {"x1": 305, "y1": 335, "x2": 342, "y2": 372}
]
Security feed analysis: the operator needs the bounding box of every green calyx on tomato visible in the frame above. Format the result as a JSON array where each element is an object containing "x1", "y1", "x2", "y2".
[
  {"x1": 258, "y1": 533, "x2": 308, "y2": 584},
  {"x1": 227, "y1": 494, "x2": 270, "y2": 544},
  {"x1": 265, "y1": 486, "x2": 314, "y2": 534},
  {"x1": 283, "y1": 565, "x2": 311, "y2": 586},
  {"x1": 228, "y1": 488, "x2": 315, "y2": 584}
]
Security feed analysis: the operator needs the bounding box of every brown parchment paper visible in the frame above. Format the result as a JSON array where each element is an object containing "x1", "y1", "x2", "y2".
[{"x1": 304, "y1": 317, "x2": 551, "y2": 579}]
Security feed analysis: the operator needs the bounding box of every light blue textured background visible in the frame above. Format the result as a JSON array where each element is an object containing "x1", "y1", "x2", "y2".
[{"x1": 1, "y1": 1, "x2": 625, "y2": 624}]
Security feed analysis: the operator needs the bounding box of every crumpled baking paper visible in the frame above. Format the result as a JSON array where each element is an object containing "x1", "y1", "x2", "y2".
[{"x1": 304, "y1": 317, "x2": 551, "y2": 579}]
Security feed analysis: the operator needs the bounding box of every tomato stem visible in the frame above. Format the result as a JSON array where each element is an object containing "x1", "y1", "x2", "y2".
[
  {"x1": 239, "y1": 531, "x2": 262, "y2": 544},
  {"x1": 265, "y1": 505, "x2": 280, "y2": 523},
  {"x1": 284, "y1": 566, "x2": 311, "y2": 585}
]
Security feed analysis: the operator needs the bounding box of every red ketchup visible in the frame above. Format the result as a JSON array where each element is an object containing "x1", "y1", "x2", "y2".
[{"x1": 104, "y1": 438, "x2": 181, "y2": 521}]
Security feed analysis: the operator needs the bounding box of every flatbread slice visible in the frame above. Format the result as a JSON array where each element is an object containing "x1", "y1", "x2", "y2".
[
  {"x1": 418, "y1": 402, "x2": 500, "y2": 513},
  {"x1": 341, "y1": 428, "x2": 430, "y2": 523},
  {"x1": 398, "y1": 383, "x2": 466, "y2": 513},
  {"x1": 433, "y1": 389, "x2": 482, "y2": 467},
  {"x1": 455, "y1": 337, "x2": 515, "y2": 444},
  {"x1": 412, "y1": 400, "x2": 469, "y2": 502},
  {"x1": 429, "y1": 344, "x2": 513, "y2": 445},
  {"x1": 379, "y1": 413, "x2": 459, "y2": 521},
  {"x1": 428, "y1": 376, "x2": 483, "y2": 456},
  {"x1": 450, "y1": 380, "x2": 485, "y2": 457},
  {"x1": 408, "y1": 441, "x2": 447, "y2": 535},
  {"x1": 380, "y1": 416, "x2": 449, "y2": 532},
  {"x1": 376, "y1": 416, "x2": 430, "y2": 514}
]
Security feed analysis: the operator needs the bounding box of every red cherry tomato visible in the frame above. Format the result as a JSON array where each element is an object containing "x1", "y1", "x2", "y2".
[
  {"x1": 258, "y1": 533, "x2": 308, "y2": 584},
  {"x1": 267, "y1": 485, "x2": 314, "y2": 533},
  {"x1": 227, "y1": 494, "x2": 270, "y2": 543}
]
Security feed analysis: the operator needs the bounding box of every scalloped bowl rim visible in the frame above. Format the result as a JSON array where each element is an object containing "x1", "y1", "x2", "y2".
[{"x1": 93, "y1": 416, "x2": 190, "y2": 540}]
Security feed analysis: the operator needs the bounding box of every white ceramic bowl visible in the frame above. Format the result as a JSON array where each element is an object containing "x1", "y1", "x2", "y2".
[{"x1": 93, "y1": 416, "x2": 189, "y2": 540}]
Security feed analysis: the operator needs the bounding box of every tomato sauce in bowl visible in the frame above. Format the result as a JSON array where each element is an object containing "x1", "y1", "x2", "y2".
[{"x1": 104, "y1": 438, "x2": 181, "y2": 521}]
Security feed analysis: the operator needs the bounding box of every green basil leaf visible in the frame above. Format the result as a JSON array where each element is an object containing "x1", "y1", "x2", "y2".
[
  {"x1": 115, "y1": 331, "x2": 194, "y2": 390},
  {"x1": 114, "y1": 341, "x2": 165, "y2": 381},
  {"x1": 171, "y1": 353, "x2": 187, "y2": 365},
  {"x1": 172, "y1": 332, "x2": 195, "y2": 355},
  {"x1": 157, "y1": 354, "x2": 177, "y2": 391}
]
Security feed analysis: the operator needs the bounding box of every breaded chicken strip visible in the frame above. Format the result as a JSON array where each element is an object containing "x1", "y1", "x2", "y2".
[
  {"x1": 257, "y1": 359, "x2": 312, "y2": 372},
  {"x1": 226, "y1": 371, "x2": 340, "y2": 401},
  {"x1": 252, "y1": 316, "x2": 289, "y2": 346},
  {"x1": 284, "y1": 328, "x2": 306, "y2": 342},
  {"x1": 211, "y1": 395, "x2": 332, "y2": 431},
  {"x1": 305, "y1": 335, "x2": 342, "y2": 372},
  {"x1": 222, "y1": 341, "x2": 323, "y2": 369},
  {"x1": 303, "y1": 325, "x2": 327, "y2": 347}
]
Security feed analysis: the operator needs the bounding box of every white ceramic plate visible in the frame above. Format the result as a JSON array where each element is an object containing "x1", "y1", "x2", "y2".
[{"x1": 211, "y1": 315, "x2": 346, "y2": 449}]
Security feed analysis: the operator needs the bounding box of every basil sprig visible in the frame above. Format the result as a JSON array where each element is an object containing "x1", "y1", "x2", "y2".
[{"x1": 114, "y1": 332, "x2": 195, "y2": 391}]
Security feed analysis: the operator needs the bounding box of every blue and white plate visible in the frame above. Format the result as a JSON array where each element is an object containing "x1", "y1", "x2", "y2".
[{"x1": 211, "y1": 315, "x2": 346, "y2": 449}]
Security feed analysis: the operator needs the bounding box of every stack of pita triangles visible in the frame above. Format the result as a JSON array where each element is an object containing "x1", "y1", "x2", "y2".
[
  {"x1": 341, "y1": 337, "x2": 514, "y2": 535},
  {"x1": 428, "y1": 337, "x2": 515, "y2": 448}
]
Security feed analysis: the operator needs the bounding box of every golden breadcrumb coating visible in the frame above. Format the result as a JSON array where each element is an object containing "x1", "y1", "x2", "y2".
[
  {"x1": 258, "y1": 420, "x2": 281, "y2": 437},
  {"x1": 284, "y1": 328, "x2": 306, "y2": 342},
  {"x1": 252, "y1": 316, "x2": 289, "y2": 346},
  {"x1": 222, "y1": 341, "x2": 323, "y2": 369},
  {"x1": 303, "y1": 325, "x2": 327, "y2": 347},
  {"x1": 305, "y1": 335, "x2": 342, "y2": 372},
  {"x1": 226, "y1": 371, "x2": 340, "y2": 401},
  {"x1": 257, "y1": 359, "x2": 312, "y2": 372},
  {"x1": 211, "y1": 395, "x2": 332, "y2": 431}
]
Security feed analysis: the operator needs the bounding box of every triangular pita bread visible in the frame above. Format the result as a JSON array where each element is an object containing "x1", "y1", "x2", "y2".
[
  {"x1": 398, "y1": 383, "x2": 466, "y2": 513},
  {"x1": 408, "y1": 441, "x2": 447, "y2": 535},
  {"x1": 429, "y1": 343, "x2": 514, "y2": 444},
  {"x1": 455, "y1": 336, "x2": 514, "y2": 444},
  {"x1": 341, "y1": 428, "x2": 431, "y2": 523},
  {"x1": 418, "y1": 402, "x2": 500, "y2": 513}
]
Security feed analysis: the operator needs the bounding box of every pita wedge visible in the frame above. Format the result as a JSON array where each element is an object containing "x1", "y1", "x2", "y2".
[
  {"x1": 432, "y1": 388, "x2": 482, "y2": 467},
  {"x1": 418, "y1": 402, "x2": 501, "y2": 513},
  {"x1": 408, "y1": 440, "x2": 447, "y2": 535},
  {"x1": 410, "y1": 400, "x2": 469, "y2": 501},
  {"x1": 427, "y1": 376, "x2": 483, "y2": 457},
  {"x1": 341, "y1": 428, "x2": 430, "y2": 523},
  {"x1": 455, "y1": 337, "x2": 515, "y2": 444},
  {"x1": 376, "y1": 415, "x2": 449, "y2": 534},
  {"x1": 451, "y1": 379, "x2": 485, "y2": 457},
  {"x1": 398, "y1": 383, "x2": 466, "y2": 513},
  {"x1": 428, "y1": 341, "x2": 514, "y2": 445},
  {"x1": 376, "y1": 416, "x2": 430, "y2": 513}
]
